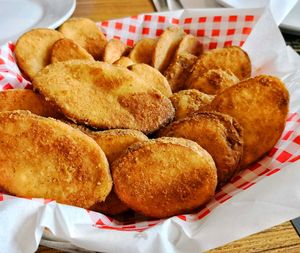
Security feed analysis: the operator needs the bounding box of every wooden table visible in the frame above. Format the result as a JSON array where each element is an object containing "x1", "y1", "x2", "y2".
[{"x1": 37, "y1": 0, "x2": 300, "y2": 252}]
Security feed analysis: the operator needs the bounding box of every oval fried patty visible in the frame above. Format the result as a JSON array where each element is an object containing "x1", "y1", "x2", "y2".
[
  {"x1": 209, "y1": 75, "x2": 289, "y2": 168},
  {"x1": 112, "y1": 137, "x2": 217, "y2": 218},
  {"x1": 158, "y1": 112, "x2": 243, "y2": 186},
  {"x1": 0, "y1": 110, "x2": 112, "y2": 209},
  {"x1": 32, "y1": 60, "x2": 175, "y2": 134}
]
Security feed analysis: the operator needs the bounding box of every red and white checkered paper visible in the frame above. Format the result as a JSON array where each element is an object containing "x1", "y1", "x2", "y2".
[{"x1": 1, "y1": 7, "x2": 300, "y2": 253}]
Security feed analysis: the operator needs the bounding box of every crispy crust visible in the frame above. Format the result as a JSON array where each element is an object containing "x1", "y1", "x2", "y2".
[
  {"x1": 103, "y1": 39, "x2": 130, "y2": 64},
  {"x1": 112, "y1": 137, "x2": 217, "y2": 218},
  {"x1": 0, "y1": 89, "x2": 63, "y2": 118},
  {"x1": 58, "y1": 18, "x2": 107, "y2": 60},
  {"x1": 51, "y1": 38, "x2": 94, "y2": 63},
  {"x1": 113, "y1": 56, "x2": 134, "y2": 68},
  {"x1": 158, "y1": 112, "x2": 243, "y2": 186},
  {"x1": 209, "y1": 75, "x2": 289, "y2": 168},
  {"x1": 175, "y1": 34, "x2": 203, "y2": 56},
  {"x1": 170, "y1": 89, "x2": 214, "y2": 120},
  {"x1": 15, "y1": 28, "x2": 64, "y2": 80},
  {"x1": 129, "y1": 38, "x2": 157, "y2": 65},
  {"x1": 0, "y1": 110, "x2": 112, "y2": 209},
  {"x1": 32, "y1": 60, "x2": 175, "y2": 134},
  {"x1": 128, "y1": 63, "x2": 172, "y2": 97}
]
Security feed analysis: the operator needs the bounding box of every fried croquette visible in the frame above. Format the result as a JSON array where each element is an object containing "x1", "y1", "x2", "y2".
[
  {"x1": 32, "y1": 60, "x2": 175, "y2": 134},
  {"x1": 0, "y1": 110, "x2": 112, "y2": 209},
  {"x1": 170, "y1": 89, "x2": 214, "y2": 120},
  {"x1": 186, "y1": 46, "x2": 251, "y2": 89},
  {"x1": 176, "y1": 34, "x2": 202, "y2": 56},
  {"x1": 89, "y1": 129, "x2": 148, "y2": 215},
  {"x1": 152, "y1": 26, "x2": 186, "y2": 72},
  {"x1": 158, "y1": 112, "x2": 243, "y2": 186},
  {"x1": 15, "y1": 28, "x2": 64, "y2": 80},
  {"x1": 113, "y1": 56, "x2": 134, "y2": 67},
  {"x1": 128, "y1": 63, "x2": 172, "y2": 97},
  {"x1": 187, "y1": 69, "x2": 240, "y2": 95},
  {"x1": 129, "y1": 38, "x2": 157, "y2": 65},
  {"x1": 164, "y1": 53, "x2": 198, "y2": 92},
  {"x1": 0, "y1": 89, "x2": 63, "y2": 118},
  {"x1": 58, "y1": 18, "x2": 107, "y2": 60},
  {"x1": 208, "y1": 75, "x2": 289, "y2": 168},
  {"x1": 112, "y1": 137, "x2": 217, "y2": 218},
  {"x1": 103, "y1": 39, "x2": 130, "y2": 64},
  {"x1": 51, "y1": 38, "x2": 94, "y2": 63}
]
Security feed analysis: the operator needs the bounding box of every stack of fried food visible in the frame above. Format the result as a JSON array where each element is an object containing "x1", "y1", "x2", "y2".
[{"x1": 0, "y1": 18, "x2": 289, "y2": 219}]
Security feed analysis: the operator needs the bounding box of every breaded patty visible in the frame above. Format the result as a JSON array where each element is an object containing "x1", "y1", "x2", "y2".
[
  {"x1": 175, "y1": 34, "x2": 202, "y2": 56},
  {"x1": 0, "y1": 110, "x2": 112, "y2": 209},
  {"x1": 158, "y1": 112, "x2": 243, "y2": 186},
  {"x1": 103, "y1": 39, "x2": 130, "y2": 64},
  {"x1": 129, "y1": 38, "x2": 157, "y2": 65},
  {"x1": 112, "y1": 137, "x2": 217, "y2": 218}
]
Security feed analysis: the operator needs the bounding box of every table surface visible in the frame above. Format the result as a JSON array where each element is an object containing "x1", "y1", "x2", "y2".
[{"x1": 37, "y1": 0, "x2": 300, "y2": 252}]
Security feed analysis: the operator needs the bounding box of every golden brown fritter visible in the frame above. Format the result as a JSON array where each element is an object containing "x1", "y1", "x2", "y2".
[
  {"x1": 58, "y1": 18, "x2": 107, "y2": 60},
  {"x1": 186, "y1": 46, "x2": 251, "y2": 89},
  {"x1": 32, "y1": 60, "x2": 175, "y2": 134},
  {"x1": 158, "y1": 112, "x2": 243, "y2": 186},
  {"x1": 103, "y1": 39, "x2": 130, "y2": 64},
  {"x1": 15, "y1": 28, "x2": 64, "y2": 80},
  {"x1": 187, "y1": 69, "x2": 240, "y2": 95},
  {"x1": 51, "y1": 38, "x2": 94, "y2": 63},
  {"x1": 128, "y1": 63, "x2": 172, "y2": 97},
  {"x1": 175, "y1": 34, "x2": 202, "y2": 56},
  {"x1": 113, "y1": 56, "x2": 134, "y2": 68},
  {"x1": 112, "y1": 137, "x2": 217, "y2": 218},
  {"x1": 129, "y1": 38, "x2": 157, "y2": 65},
  {"x1": 170, "y1": 89, "x2": 214, "y2": 120},
  {"x1": 164, "y1": 53, "x2": 198, "y2": 92},
  {"x1": 89, "y1": 129, "x2": 148, "y2": 215},
  {"x1": 152, "y1": 26, "x2": 186, "y2": 72},
  {"x1": 208, "y1": 75, "x2": 289, "y2": 168},
  {"x1": 0, "y1": 89, "x2": 63, "y2": 118},
  {"x1": 0, "y1": 110, "x2": 112, "y2": 209}
]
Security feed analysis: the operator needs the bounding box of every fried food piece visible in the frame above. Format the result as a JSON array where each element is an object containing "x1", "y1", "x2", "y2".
[
  {"x1": 113, "y1": 56, "x2": 134, "y2": 67},
  {"x1": 186, "y1": 46, "x2": 251, "y2": 89},
  {"x1": 103, "y1": 39, "x2": 130, "y2": 64},
  {"x1": 176, "y1": 34, "x2": 202, "y2": 56},
  {"x1": 158, "y1": 112, "x2": 243, "y2": 186},
  {"x1": 208, "y1": 75, "x2": 289, "y2": 168},
  {"x1": 89, "y1": 129, "x2": 148, "y2": 215},
  {"x1": 129, "y1": 38, "x2": 157, "y2": 64},
  {"x1": 128, "y1": 63, "x2": 172, "y2": 97},
  {"x1": 0, "y1": 110, "x2": 112, "y2": 209},
  {"x1": 50, "y1": 38, "x2": 94, "y2": 63},
  {"x1": 187, "y1": 69, "x2": 240, "y2": 95},
  {"x1": 164, "y1": 53, "x2": 198, "y2": 92},
  {"x1": 152, "y1": 26, "x2": 186, "y2": 72},
  {"x1": 15, "y1": 28, "x2": 64, "y2": 80},
  {"x1": 32, "y1": 60, "x2": 175, "y2": 134},
  {"x1": 58, "y1": 18, "x2": 107, "y2": 60},
  {"x1": 170, "y1": 89, "x2": 214, "y2": 120},
  {"x1": 112, "y1": 137, "x2": 217, "y2": 218},
  {"x1": 0, "y1": 89, "x2": 63, "y2": 118}
]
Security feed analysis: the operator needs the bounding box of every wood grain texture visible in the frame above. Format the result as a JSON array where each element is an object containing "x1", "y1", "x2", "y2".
[{"x1": 36, "y1": 0, "x2": 300, "y2": 252}]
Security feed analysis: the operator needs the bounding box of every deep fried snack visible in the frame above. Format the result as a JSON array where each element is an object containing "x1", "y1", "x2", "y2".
[
  {"x1": 0, "y1": 110, "x2": 112, "y2": 209},
  {"x1": 186, "y1": 46, "x2": 251, "y2": 88},
  {"x1": 15, "y1": 28, "x2": 64, "y2": 80},
  {"x1": 208, "y1": 75, "x2": 289, "y2": 168},
  {"x1": 58, "y1": 18, "x2": 107, "y2": 60},
  {"x1": 113, "y1": 56, "x2": 134, "y2": 67},
  {"x1": 176, "y1": 34, "x2": 202, "y2": 56},
  {"x1": 0, "y1": 89, "x2": 63, "y2": 118},
  {"x1": 89, "y1": 129, "x2": 148, "y2": 215},
  {"x1": 32, "y1": 60, "x2": 175, "y2": 134},
  {"x1": 164, "y1": 53, "x2": 198, "y2": 92},
  {"x1": 51, "y1": 38, "x2": 94, "y2": 63},
  {"x1": 158, "y1": 112, "x2": 243, "y2": 186},
  {"x1": 112, "y1": 137, "x2": 217, "y2": 218},
  {"x1": 170, "y1": 89, "x2": 214, "y2": 120},
  {"x1": 152, "y1": 26, "x2": 186, "y2": 72},
  {"x1": 128, "y1": 63, "x2": 172, "y2": 97},
  {"x1": 187, "y1": 69, "x2": 240, "y2": 95},
  {"x1": 103, "y1": 39, "x2": 130, "y2": 64},
  {"x1": 129, "y1": 38, "x2": 157, "y2": 64}
]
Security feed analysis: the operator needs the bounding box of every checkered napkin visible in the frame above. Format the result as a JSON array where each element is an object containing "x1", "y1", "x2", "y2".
[{"x1": 0, "y1": 7, "x2": 300, "y2": 253}]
